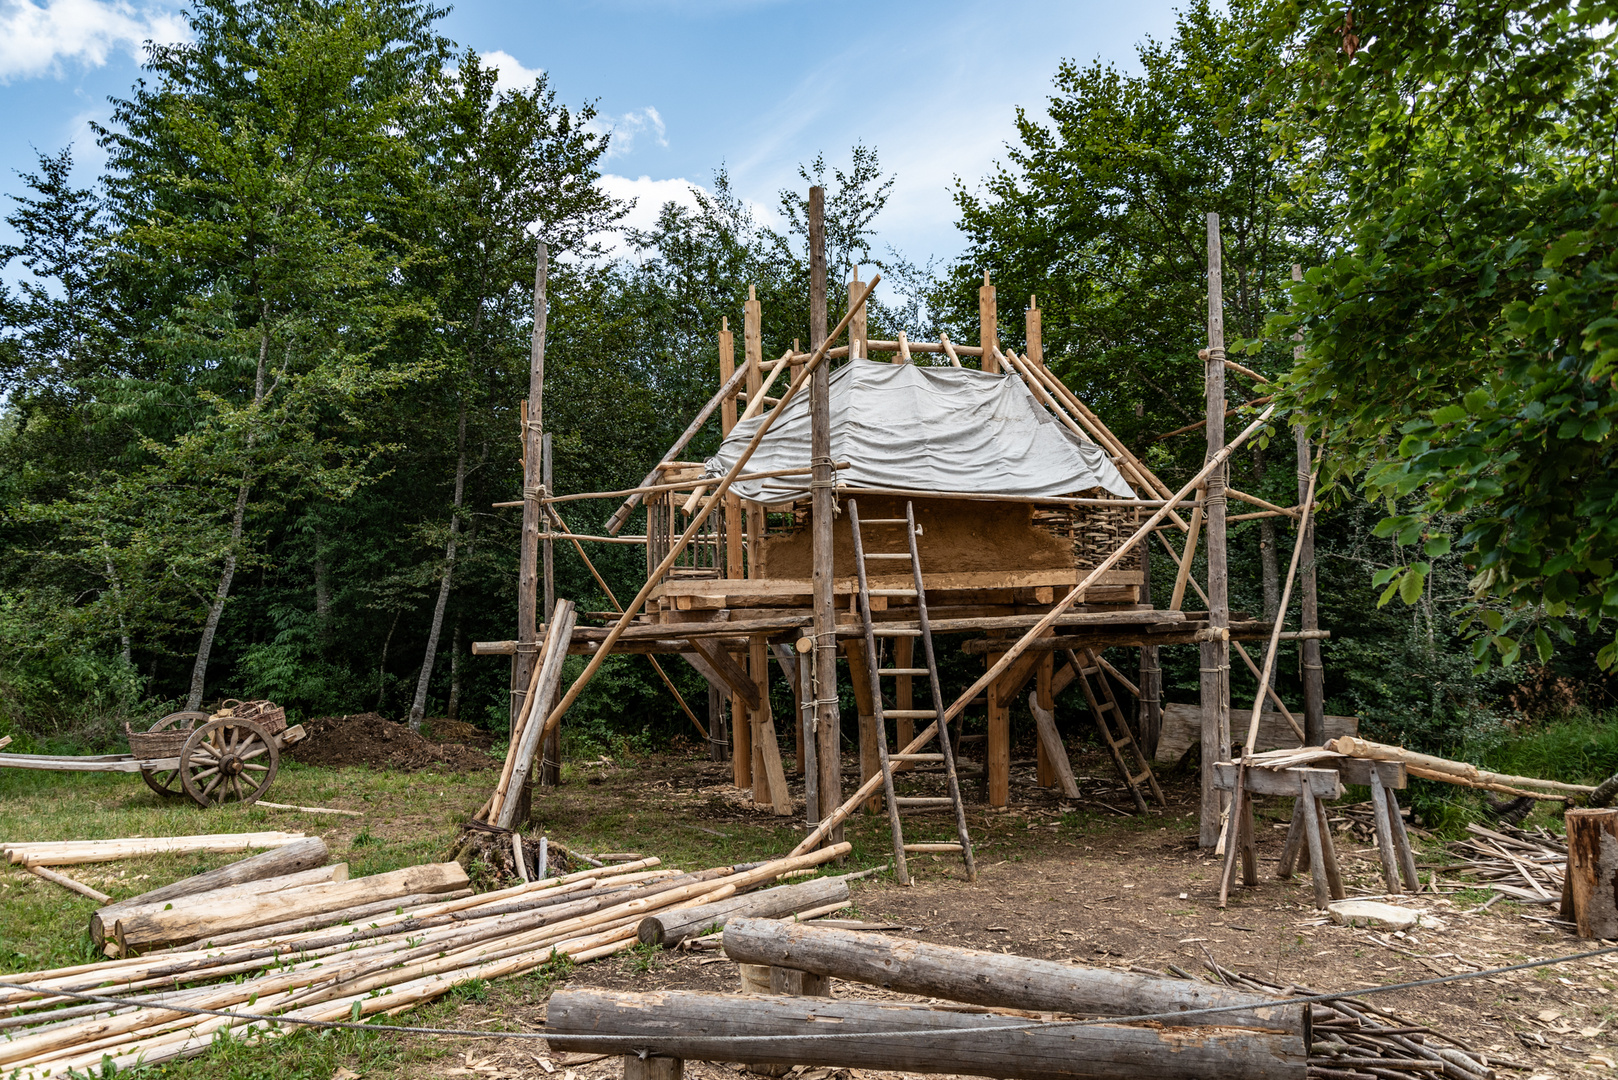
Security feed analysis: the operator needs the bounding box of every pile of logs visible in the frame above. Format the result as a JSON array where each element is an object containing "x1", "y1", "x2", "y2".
[
  {"x1": 0, "y1": 843, "x2": 855, "y2": 1078},
  {"x1": 550, "y1": 920, "x2": 1505, "y2": 1080}
]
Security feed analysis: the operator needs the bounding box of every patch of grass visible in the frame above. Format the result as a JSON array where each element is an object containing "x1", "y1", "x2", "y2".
[{"x1": 1485, "y1": 712, "x2": 1618, "y2": 787}]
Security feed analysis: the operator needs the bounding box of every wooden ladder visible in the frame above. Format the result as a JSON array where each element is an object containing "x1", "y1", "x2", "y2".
[
  {"x1": 848, "y1": 499, "x2": 977, "y2": 886},
  {"x1": 1067, "y1": 647, "x2": 1165, "y2": 815}
]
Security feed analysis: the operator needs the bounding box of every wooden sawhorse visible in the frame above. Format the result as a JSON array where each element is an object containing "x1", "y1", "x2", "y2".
[
  {"x1": 1214, "y1": 763, "x2": 1344, "y2": 909},
  {"x1": 1304, "y1": 758, "x2": 1419, "y2": 895}
]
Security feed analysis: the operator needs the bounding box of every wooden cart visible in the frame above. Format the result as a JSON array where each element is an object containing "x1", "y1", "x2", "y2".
[{"x1": 0, "y1": 701, "x2": 305, "y2": 808}]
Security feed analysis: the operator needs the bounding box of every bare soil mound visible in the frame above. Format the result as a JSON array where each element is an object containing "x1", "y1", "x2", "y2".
[{"x1": 289, "y1": 712, "x2": 498, "y2": 773}]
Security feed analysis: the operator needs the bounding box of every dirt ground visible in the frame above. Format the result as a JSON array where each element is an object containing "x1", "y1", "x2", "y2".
[{"x1": 356, "y1": 748, "x2": 1618, "y2": 1080}]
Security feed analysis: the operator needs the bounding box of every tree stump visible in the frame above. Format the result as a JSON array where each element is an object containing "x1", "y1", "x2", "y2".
[{"x1": 1566, "y1": 808, "x2": 1618, "y2": 939}]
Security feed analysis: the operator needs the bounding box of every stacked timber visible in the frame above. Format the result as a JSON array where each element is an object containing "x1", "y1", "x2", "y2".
[
  {"x1": 0, "y1": 843, "x2": 853, "y2": 1079},
  {"x1": 637, "y1": 875, "x2": 851, "y2": 947}
]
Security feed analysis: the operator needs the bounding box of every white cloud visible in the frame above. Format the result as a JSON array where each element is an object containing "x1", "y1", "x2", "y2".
[
  {"x1": 0, "y1": 0, "x2": 187, "y2": 82},
  {"x1": 594, "y1": 173, "x2": 703, "y2": 251},
  {"x1": 481, "y1": 49, "x2": 544, "y2": 98},
  {"x1": 589, "y1": 106, "x2": 668, "y2": 161}
]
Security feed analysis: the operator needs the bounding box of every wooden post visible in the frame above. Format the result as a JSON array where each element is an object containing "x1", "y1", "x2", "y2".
[
  {"x1": 721, "y1": 316, "x2": 744, "y2": 581},
  {"x1": 987, "y1": 650, "x2": 1010, "y2": 807},
  {"x1": 809, "y1": 186, "x2": 842, "y2": 845},
  {"x1": 750, "y1": 634, "x2": 791, "y2": 814},
  {"x1": 894, "y1": 636, "x2": 915, "y2": 748},
  {"x1": 843, "y1": 639, "x2": 881, "y2": 812},
  {"x1": 1566, "y1": 809, "x2": 1618, "y2": 938},
  {"x1": 1036, "y1": 653, "x2": 1055, "y2": 788},
  {"x1": 979, "y1": 271, "x2": 999, "y2": 374},
  {"x1": 623, "y1": 1056, "x2": 682, "y2": 1080},
  {"x1": 1293, "y1": 265, "x2": 1326, "y2": 745},
  {"x1": 799, "y1": 642, "x2": 819, "y2": 823},
  {"x1": 849, "y1": 268, "x2": 868, "y2": 361},
  {"x1": 732, "y1": 660, "x2": 752, "y2": 790},
  {"x1": 540, "y1": 432, "x2": 560, "y2": 787},
  {"x1": 743, "y1": 299, "x2": 766, "y2": 574},
  {"x1": 1025, "y1": 294, "x2": 1042, "y2": 366},
  {"x1": 513, "y1": 236, "x2": 548, "y2": 821},
  {"x1": 1200, "y1": 213, "x2": 1231, "y2": 848},
  {"x1": 708, "y1": 682, "x2": 727, "y2": 762},
  {"x1": 1138, "y1": 538, "x2": 1162, "y2": 758}
]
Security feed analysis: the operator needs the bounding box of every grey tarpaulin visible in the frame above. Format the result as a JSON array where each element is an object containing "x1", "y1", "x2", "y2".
[{"x1": 703, "y1": 359, "x2": 1135, "y2": 503}]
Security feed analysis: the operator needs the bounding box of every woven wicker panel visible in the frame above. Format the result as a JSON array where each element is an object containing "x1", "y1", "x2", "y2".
[{"x1": 127, "y1": 727, "x2": 191, "y2": 758}]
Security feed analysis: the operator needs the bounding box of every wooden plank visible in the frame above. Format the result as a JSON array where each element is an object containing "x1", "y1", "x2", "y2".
[
  {"x1": 0, "y1": 756, "x2": 152, "y2": 773},
  {"x1": 986, "y1": 651, "x2": 1010, "y2": 807},
  {"x1": 751, "y1": 635, "x2": 792, "y2": 815},
  {"x1": 650, "y1": 568, "x2": 1144, "y2": 602},
  {"x1": 688, "y1": 638, "x2": 761, "y2": 710},
  {"x1": 1211, "y1": 763, "x2": 1342, "y2": 800},
  {"x1": 1155, "y1": 704, "x2": 1358, "y2": 764}
]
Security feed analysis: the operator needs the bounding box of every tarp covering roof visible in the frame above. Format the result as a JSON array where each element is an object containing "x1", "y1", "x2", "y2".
[{"x1": 703, "y1": 359, "x2": 1136, "y2": 503}]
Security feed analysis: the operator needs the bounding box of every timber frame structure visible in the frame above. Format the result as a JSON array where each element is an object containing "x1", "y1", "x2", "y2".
[{"x1": 476, "y1": 201, "x2": 1328, "y2": 852}]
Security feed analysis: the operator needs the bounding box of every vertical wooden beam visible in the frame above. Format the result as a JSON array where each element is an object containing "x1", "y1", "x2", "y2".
[
  {"x1": 1137, "y1": 538, "x2": 1162, "y2": 759},
  {"x1": 986, "y1": 650, "x2": 1010, "y2": 807},
  {"x1": 732, "y1": 662, "x2": 752, "y2": 792},
  {"x1": 1025, "y1": 295, "x2": 1043, "y2": 367},
  {"x1": 809, "y1": 185, "x2": 842, "y2": 845},
  {"x1": 743, "y1": 302, "x2": 765, "y2": 575},
  {"x1": 721, "y1": 316, "x2": 744, "y2": 581},
  {"x1": 894, "y1": 636, "x2": 915, "y2": 748},
  {"x1": 848, "y1": 268, "x2": 868, "y2": 361},
  {"x1": 1035, "y1": 652, "x2": 1055, "y2": 788},
  {"x1": 799, "y1": 642, "x2": 819, "y2": 823},
  {"x1": 539, "y1": 432, "x2": 560, "y2": 787},
  {"x1": 708, "y1": 683, "x2": 727, "y2": 762},
  {"x1": 514, "y1": 237, "x2": 548, "y2": 820},
  {"x1": 979, "y1": 271, "x2": 999, "y2": 374},
  {"x1": 750, "y1": 634, "x2": 791, "y2": 814},
  {"x1": 1293, "y1": 264, "x2": 1326, "y2": 746},
  {"x1": 842, "y1": 639, "x2": 880, "y2": 812},
  {"x1": 1200, "y1": 213, "x2": 1231, "y2": 848}
]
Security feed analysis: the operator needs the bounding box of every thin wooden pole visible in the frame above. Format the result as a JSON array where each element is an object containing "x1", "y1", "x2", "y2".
[
  {"x1": 1293, "y1": 264, "x2": 1326, "y2": 746},
  {"x1": 722, "y1": 316, "x2": 743, "y2": 581},
  {"x1": 540, "y1": 432, "x2": 559, "y2": 788},
  {"x1": 1199, "y1": 212, "x2": 1231, "y2": 849},
  {"x1": 531, "y1": 275, "x2": 880, "y2": 757},
  {"x1": 512, "y1": 236, "x2": 548, "y2": 818},
  {"x1": 791, "y1": 403, "x2": 1278, "y2": 856},
  {"x1": 1137, "y1": 537, "x2": 1161, "y2": 758},
  {"x1": 1241, "y1": 463, "x2": 1321, "y2": 755},
  {"x1": 809, "y1": 186, "x2": 841, "y2": 846},
  {"x1": 744, "y1": 291, "x2": 765, "y2": 575}
]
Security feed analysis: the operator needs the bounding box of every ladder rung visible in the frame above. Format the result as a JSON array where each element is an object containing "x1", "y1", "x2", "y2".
[
  {"x1": 1095, "y1": 701, "x2": 1114, "y2": 712},
  {"x1": 903, "y1": 843, "x2": 963, "y2": 853},
  {"x1": 869, "y1": 589, "x2": 918, "y2": 597},
  {"x1": 895, "y1": 797, "x2": 956, "y2": 807},
  {"x1": 1079, "y1": 666, "x2": 1100, "y2": 676},
  {"x1": 858, "y1": 518, "x2": 908, "y2": 525},
  {"x1": 1129, "y1": 771, "x2": 1154, "y2": 785},
  {"x1": 957, "y1": 734, "x2": 986, "y2": 744},
  {"x1": 878, "y1": 668, "x2": 929, "y2": 676},
  {"x1": 891, "y1": 753, "x2": 943, "y2": 762},
  {"x1": 884, "y1": 709, "x2": 937, "y2": 719},
  {"x1": 873, "y1": 628, "x2": 923, "y2": 637},
  {"x1": 863, "y1": 553, "x2": 911, "y2": 560}
]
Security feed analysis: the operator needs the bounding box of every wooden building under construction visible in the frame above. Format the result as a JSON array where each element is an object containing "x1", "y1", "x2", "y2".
[{"x1": 479, "y1": 193, "x2": 1330, "y2": 874}]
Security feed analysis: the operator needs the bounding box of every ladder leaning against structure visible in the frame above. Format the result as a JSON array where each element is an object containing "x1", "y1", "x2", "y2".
[
  {"x1": 1066, "y1": 647, "x2": 1165, "y2": 814},
  {"x1": 847, "y1": 499, "x2": 977, "y2": 886}
]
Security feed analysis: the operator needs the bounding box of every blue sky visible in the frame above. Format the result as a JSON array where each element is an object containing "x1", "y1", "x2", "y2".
[{"x1": 0, "y1": 0, "x2": 1189, "y2": 270}]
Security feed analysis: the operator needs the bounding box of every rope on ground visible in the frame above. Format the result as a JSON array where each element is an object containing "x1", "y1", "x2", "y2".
[{"x1": 5, "y1": 942, "x2": 1618, "y2": 1045}]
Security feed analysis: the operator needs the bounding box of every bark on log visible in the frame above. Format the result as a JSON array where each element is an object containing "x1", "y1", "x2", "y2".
[
  {"x1": 721, "y1": 919, "x2": 1303, "y2": 1038},
  {"x1": 637, "y1": 877, "x2": 849, "y2": 947},
  {"x1": 1566, "y1": 809, "x2": 1618, "y2": 939},
  {"x1": 545, "y1": 989, "x2": 1306, "y2": 1080},
  {"x1": 91, "y1": 836, "x2": 329, "y2": 913},
  {"x1": 93, "y1": 864, "x2": 348, "y2": 946},
  {"x1": 110, "y1": 863, "x2": 470, "y2": 951}
]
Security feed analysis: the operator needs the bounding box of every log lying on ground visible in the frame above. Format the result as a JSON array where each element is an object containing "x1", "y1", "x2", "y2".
[
  {"x1": 108, "y1": 862, "x2": 469, "y2": 952},
  {"x1": 722, "y1": 918, "x2": 1303, "y2": 1038},
  {"x1": 3, "y1": 832, "x2": 308, "y2": 867},
  {"x1": 92, "y1": 863, "x2": 347, "y2": 947},
  {"x1": 638, "y1": 876, "x2": 849, "y2": 947},
  {"x1": 545, "y1": 989, "x2": 1306, "y2": 1080},
  {"x1": 90, "y1": 837, "x2": 330, "y2": 916},
  {"x1": 26, "y1": 866, "x2": 111, "y2": 903}
]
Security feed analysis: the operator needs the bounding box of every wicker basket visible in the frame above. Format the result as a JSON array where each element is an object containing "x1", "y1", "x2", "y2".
[
  {"x1": 126, "y1": 724, "x2": 193, "y2": 759},
  {"x1": 214, "y1": 700, "x2": 287, "y2": 736}
]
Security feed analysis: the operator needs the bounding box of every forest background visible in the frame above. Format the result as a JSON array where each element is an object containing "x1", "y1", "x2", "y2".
[{"x1": 3, "y1": 0, "x2": 1617, "y2": 794}]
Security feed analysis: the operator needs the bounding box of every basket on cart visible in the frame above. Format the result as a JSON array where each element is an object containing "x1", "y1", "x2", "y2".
[
  {"x1": 213, "y1": 699, "x2": 287, "y2": 736},
  {"x1": 124, "y1": 723, "x2": 194, "y2": 759}
]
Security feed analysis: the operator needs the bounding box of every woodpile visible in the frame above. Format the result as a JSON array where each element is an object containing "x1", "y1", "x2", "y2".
[
  {"x1": 0, "y1": 844, "x2": 853, "y2": 1078},
  {"x1": 637, "y1": 876, "x2": 850, "y2": 948},
  {"x1": 1427, "y1": 822, "x2": 1566, "y2": 906}
]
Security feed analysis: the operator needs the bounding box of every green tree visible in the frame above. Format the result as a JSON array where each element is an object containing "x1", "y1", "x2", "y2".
[{"x1": 1268, "y1": 0, "x2": 1618, "y2": 669}]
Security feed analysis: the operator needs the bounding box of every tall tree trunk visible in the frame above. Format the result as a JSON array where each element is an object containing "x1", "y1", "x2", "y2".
[
  {"x1": 186, "y1": 471, "x2": 250, "y2": 711},
  {"x1": 447, "y1": 615, "x2": 464, "y2": 721},
  {"x1": 186, "y1": 311, "x2": 270, "y2": 711},
  {"x1": 409, "y1": 405, "x2": 470, "y2": 731},
  {"x1": 376, "y1": 608, "x2": 400, "y2": 712}
]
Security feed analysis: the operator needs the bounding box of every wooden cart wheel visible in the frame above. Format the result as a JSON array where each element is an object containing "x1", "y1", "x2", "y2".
[
  {"x1": 179, "y1": 718, "x2": 279, "y2": 808},
  {"x1": 140, "y1": 711, "x2": 209, "y2": 799}
]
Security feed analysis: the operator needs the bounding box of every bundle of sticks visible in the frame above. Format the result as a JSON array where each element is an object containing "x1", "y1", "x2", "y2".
[
  {"x1": 1190, "y1": 958, "x2": 1503, "y2": 1080},
  {"x1": 0, "y1": 842, "x2": 852, "y2": 1078},
  {"x1": 1427, "y1": 822, "x2": 1567, "y2": 905}
]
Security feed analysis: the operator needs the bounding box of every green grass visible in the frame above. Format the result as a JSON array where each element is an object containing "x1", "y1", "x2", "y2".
[{"x1": 1484, "y1": 712, "x2": 1618, "y2": 787}]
